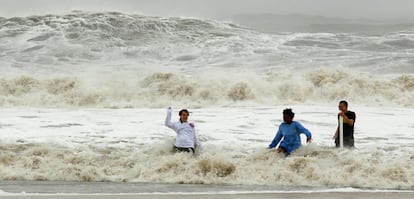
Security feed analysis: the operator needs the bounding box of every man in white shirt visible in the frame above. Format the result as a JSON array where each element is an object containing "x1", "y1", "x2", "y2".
[{"x1": 165, "y1": 107, "x2": 202, "y2": 153}]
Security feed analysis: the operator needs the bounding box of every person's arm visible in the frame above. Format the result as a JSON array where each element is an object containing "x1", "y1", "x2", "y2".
[
  {"x1": 165, "y1": 107, "x2": 176, "y2": 131},
  {"x1": 343, "y1": 115, "x2": 354, "y2": 126},
  {"x1": 333, "y1": 127, "x2": 339, "y2": 139},
  {"x1": 340, "y1": 112, "x2": 354, "y2": 126},
  {"x1": 192, "y1": 124, "x2": 202, "y2": 150},
  {"x1": 333, "y1": 113, "x2": 341, "y2": 139},
  {"x1": 296, "y1": 122, "x2": 312, "y2": 143},
  {"x1": 269, "y1": 127, "x2": 283, "y2": 149}
]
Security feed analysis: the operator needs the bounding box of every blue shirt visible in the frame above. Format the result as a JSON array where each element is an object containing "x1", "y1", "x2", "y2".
[{"x1": 268, "y1": 121, "x2": 312, "y2": 154}]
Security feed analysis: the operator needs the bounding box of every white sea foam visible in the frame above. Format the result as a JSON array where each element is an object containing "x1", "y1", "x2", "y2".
[
  {"x1": 0, "y1": 68, "x2": 413, "y2": 108},
  {"x1": 0, "y1": 106, "x2": 413, "y2": 189}
]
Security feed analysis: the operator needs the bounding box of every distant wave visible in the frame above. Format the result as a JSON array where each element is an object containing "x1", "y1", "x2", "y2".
[
  {"x1": 1, "y1": 68, "x2": 413, "y2": 108},
  {"x1": 1, "y1": 12, "x2": 414, "y2": 108},
  {"x1": 0, "y1": 11, "x2": 253, "y2": 66},
  {"x1": 1, "y1": 11, "x2": 413, "y2": 72},
  {"x1": 232, "y1": 13, "x2": 414, "y2": 34}
]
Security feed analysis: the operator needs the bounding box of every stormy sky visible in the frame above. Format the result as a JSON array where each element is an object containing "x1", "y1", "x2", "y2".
[{"x1": 1, "y1": 0, "x2": 414, "y2": 20}]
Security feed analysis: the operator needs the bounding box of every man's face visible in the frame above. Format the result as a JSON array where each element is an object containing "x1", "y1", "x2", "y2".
[
  {"x1": 180, "y1": 112, "x2": 189, "y2": 122},
  {"x1": 283, "y1": 114, "x2": 293, "y2": 124},
  {"x1": 338, "y1": 103, "x2": 347, "y2": 112}
]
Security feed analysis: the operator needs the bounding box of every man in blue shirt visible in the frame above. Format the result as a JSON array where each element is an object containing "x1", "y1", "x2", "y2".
[{"x1": 268, "y1": 108, "x2": 312, "y2": 155}]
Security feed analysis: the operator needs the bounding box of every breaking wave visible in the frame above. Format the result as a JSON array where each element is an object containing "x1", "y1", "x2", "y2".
[
  {"x1": 1, "y1": 11, "x2": 414, "y2": 73},
  {"x1": 0, "y1": 68, "x2": 413, "y2": 108},
  {"x1": 0, "y1": 142, "x2": 412, "y2": 190},
  {"x1": 1, "y1": 11, "x2": 414, "y2": 108}
]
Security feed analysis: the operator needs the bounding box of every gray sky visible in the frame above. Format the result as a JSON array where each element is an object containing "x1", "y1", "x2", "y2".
[{"x1": 1, "y1": 0, "x2": 414, "y2": 20}]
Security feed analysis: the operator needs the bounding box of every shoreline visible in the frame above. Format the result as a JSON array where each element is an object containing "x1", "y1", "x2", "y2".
[
  {"x1": 1, "y1": 192, "x2": 414, "y2": 199},
  {"x1": 1, "y1": 181, "x2": 413, "y2": 199}
]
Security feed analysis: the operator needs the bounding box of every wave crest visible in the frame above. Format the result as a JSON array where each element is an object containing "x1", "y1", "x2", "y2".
[
  {"x1": 0, "y1": 143, "x2": 412, "y2": 189},
  {"x1": 0, "y1": 68, "x2": 413, "y2": 108},
  {"x1": 227, "y1": 82, "x2": 255, "y2": 101}
]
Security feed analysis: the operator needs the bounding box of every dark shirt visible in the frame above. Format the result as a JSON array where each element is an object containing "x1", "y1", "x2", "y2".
[{"x1": 335, "y1": 111, "x2": 356, "y2": 147}]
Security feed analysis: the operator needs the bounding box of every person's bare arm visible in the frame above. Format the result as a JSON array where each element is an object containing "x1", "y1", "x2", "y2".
[
  {"x1": 333, "y1": 127, "x2": 338, "y2": 139},
  {"x1": 341, "y1": 113, "x2": 354, "y2": 126}
]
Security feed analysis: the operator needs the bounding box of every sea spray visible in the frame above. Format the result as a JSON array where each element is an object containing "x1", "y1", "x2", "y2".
[{"x1": 0, "y1": 69, "x2": 413, "y2": 107}]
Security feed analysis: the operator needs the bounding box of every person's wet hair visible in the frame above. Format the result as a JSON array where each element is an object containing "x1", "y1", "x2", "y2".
[
  {"x1": 179, "y1": 109, "x2": 189, "y2": 116},
  {"x1": 283, "y1": 108, "x2": 295, "y2": 118},
  {"x1": 339, "y1": 100, "x2": 348, "y2": 107}
]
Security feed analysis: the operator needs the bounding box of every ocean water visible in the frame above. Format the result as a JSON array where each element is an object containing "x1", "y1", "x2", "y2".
[{"x1": 0, "y1": 11, "x2": 413, "y2": 196}]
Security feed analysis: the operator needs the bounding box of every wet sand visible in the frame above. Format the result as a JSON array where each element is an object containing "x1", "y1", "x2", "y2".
[
  {"x1": 1, "y1": 181, "x2": 413, "y2": 199},
  {"x1": 1, "y1": 192, "x2": 414, "y2": 199}
]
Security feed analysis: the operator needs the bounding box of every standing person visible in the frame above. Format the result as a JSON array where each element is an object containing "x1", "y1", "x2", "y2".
[
  {"x1": 333, "y1": 100, "x2": 356, "y2": 148},
  {"x1": 268, "y1": 108, "x2": 312, "y2": 156},
  {"x1": 165, "y1": 107, "x2": 202, "y2": 154}
]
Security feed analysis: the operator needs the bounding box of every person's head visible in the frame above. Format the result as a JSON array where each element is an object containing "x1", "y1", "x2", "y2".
[
  {"x1": 338, "y1": 100, "x2": 348, "y2": 112},
  {"x1": 179, "y1": 109, "x2": 189, "y2": 123},
  {"x1": 282, "y1": 108, "x2": 295, "y2": 124}
]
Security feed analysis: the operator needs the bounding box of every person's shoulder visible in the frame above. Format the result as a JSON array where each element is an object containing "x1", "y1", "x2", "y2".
[
  {"x1": 347, "y1": 111, "x2": 356, "y2": 118},
  {"x1": 173, "y1": 120, "x2": 184, "y2": 124},
  {"x1": 292, "y1": 121, "x2": 303, "y2": 126},
  {"x1": 278, "y1": 122, "x2": 286, "y2": 128}
]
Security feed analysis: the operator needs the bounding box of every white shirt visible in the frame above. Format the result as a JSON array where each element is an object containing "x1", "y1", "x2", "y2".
[{"x1": 165, "y1": 109, "x2": 202, "y2": 149}]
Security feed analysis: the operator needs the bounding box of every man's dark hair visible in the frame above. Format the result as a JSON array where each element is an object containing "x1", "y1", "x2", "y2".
[
  {"x1": 179, "y1": 109, "x2": 189, "y2": 116},
  {"x1": 283, "y1": 108, "x2": 295, "y2": 118},
  {"x1": 339, "y1": 100, "x2": 348, "y2": 107}
]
